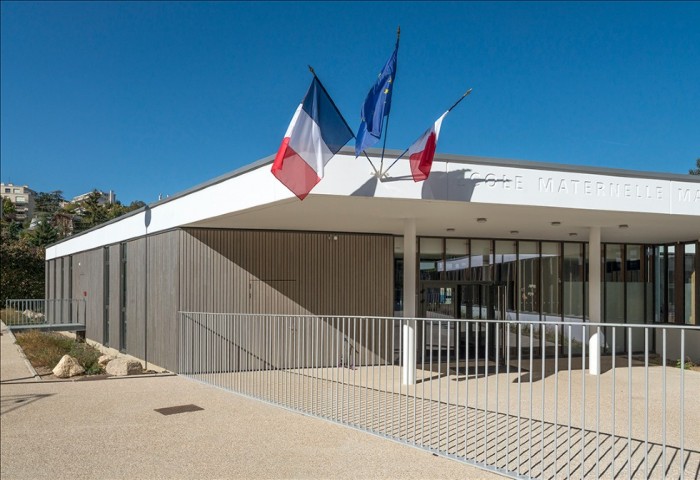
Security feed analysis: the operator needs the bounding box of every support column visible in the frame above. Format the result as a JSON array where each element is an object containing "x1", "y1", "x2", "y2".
[
  {"x1": 588, "y1": 226, "x2": 602, "y2": 375},
  {"x1": 402, "y1": 219, "x2": 417, "y2": 385}
]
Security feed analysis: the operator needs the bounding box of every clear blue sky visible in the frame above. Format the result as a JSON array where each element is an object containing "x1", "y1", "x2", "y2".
[{"x1": 2, "y1": 2, "x2": 699, "y2": 204}]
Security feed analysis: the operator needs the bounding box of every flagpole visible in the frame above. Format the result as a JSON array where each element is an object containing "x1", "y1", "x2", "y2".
[
  {"x1": 383, "y1": 88, "x2": 473, "y2": 176},
  {"x1": 308, "y1": 65, "x2": 379, "y2": 175},
  {"x1": 378, "y1": 26, "x2": 400, "y2": 176}
]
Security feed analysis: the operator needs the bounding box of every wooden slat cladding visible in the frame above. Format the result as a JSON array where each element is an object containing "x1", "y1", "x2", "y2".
[
  {"x1": 125, "y1": 237, "x2": 145, "y2": 358},
  {"x1": 180, "y1": 229, "x2": 393, "y2": 316},
  {"x1": 70, "y1": 249, "x2": 104, "y2": 341},
  {"x1": 108, "y1": 245, "x2": 121, "y2": 348},
  {"x1": 146, "y1": 231, "x2": 180, "y2": 370},
  {"x1": 120, "y1": 231, "x2": 180, "y2": 370},
  {"x1": 179, "y1": 229, "x2": 393, "y2": 371}
]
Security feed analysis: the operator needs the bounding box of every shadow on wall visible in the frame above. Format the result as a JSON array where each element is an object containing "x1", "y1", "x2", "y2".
[{"x1": 351, "y1": 168, "x2": 511, "y2": 201}]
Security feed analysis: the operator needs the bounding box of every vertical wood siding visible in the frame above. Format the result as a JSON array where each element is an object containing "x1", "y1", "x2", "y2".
[
  {"x1": 68, "y1": 249, "x2": 104, "y2": 341},
  {"x1": 179, "y1": 229, "x2": 394, "y2": 371},
  {"x1": 146, "y1": 231, "x2": 180, "y2": 370},
  {"x1": 180, "y1": 229, "x2": 393, "y2": 316},
  {"x1": 108, "y1": 245, "x2": 121, "y2": 348},
  {"x1": 125, "y1": 237, "x2": 145, "y2": 358}
]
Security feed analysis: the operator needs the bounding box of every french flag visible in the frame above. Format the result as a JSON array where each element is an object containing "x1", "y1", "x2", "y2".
[
  {"x1": 272, "y1": 77, "x2": 353, "y2": 200},
  {"x1": 408, "y1": 112, "x2": 447, "y2": 182}
]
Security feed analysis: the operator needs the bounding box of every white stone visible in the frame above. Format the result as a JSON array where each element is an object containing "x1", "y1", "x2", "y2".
[
  {"x1": 98, "y1": 355, "x2": 115, "y2": 367},
  {"x1": 53, "y1": 355, "x2": 85, "y2": 378},
  {"x1": 106, "y1": 358, "x2": 143, "y2": 376}
]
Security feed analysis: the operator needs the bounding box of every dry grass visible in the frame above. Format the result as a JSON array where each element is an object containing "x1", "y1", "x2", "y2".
[{"x1": 15, "y1": 330, "x2": 104, "y2": 375}]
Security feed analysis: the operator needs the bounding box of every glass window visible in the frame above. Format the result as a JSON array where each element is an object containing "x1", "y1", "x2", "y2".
[
  {"x1": 604, "y1": 244, "x2": 624, "y2": 353},
  {"x1": 654, "y1": 246, "x2": 666, "y2": 322},
  {"x1": 445, "y1": 239, "x2": 469, "y2": 281},
  {"x1": 541, "y1": 242, "x2": 561, "y2": 319},
  {"x1": 419, "y1": 238, "x2": 443, "y2": 281},
  {"x1": 469, "y1": 239, "x2": 492, "y2": 282},
  {"x1": 518, "y1": 241, "x2": 539, "y2": 319},
  {"x1": 626, "y1": 245, "x2": 645, "y2": 351},
  {"x1": 563, "y1": 243, "x2": 584, "y2": 354},
  {"x1": 685, "y1": 243, "x2": 696, "y2": 325},
  {"x1": 394, "y1": 237, "x2": 404, "y2": 317},
  {"x1": 563, "y1": 243, "x2": 584, "y2": 321},
  {"x1": 495, "y1": 241, "x2": 517, "y2": 320},
  {"x1": 668, "y1": 245, "x2": 676, "y2": 323}
]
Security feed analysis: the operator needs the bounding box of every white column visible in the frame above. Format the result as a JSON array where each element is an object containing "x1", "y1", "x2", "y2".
[
  {"x1": 588, "y1": 226, "x2": 602, "y2": 375},
  {"x1": 402, "y1": 218, "x2": 417, "y2": 385}
]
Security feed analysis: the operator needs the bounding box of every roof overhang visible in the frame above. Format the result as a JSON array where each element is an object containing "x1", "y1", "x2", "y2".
[{"x1": 46, "y1": 148, "x2": 700, "y2": 260}]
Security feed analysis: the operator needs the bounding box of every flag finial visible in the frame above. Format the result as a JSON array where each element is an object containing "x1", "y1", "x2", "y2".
[{"x1": 308, "y1": 65, "x2": 316, "y2": 76}]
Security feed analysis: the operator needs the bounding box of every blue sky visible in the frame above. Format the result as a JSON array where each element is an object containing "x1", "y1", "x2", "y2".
[{"x1": 2, "y1": 2, "x2": 699, "y2": 203}]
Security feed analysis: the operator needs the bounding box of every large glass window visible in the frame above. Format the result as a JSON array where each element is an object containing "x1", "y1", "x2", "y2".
[
  {"x1": 604, "y1": 244, "x2": 624, "y2": 353},
  {"x1": 518, "y1": 241, "x2": 539, "y2": 320},
  {"x1": 419, "y1": 238, "x2": 443, "y2": 281},
  {"x1": 445, "y1": 239, "x2": 469, "y2": 281},
  {"x1": 541, "y1": 242, "x2": 561, "y2": 320},
  {"x1": 469, "y1": 240, "x2": 492, "y2": 282},
  {"x1": 495, "y1": 241, "x2": 517, "y2": 320},
  {"x1": 668, "y1": 245, "x2": 676, "y2": 323},
  {"x1": 626, "y1": 245, "x2": 645, "y2": 351},
  {"x1": 393, "y1": 237, "x2": 404, "y2": 316},
  {"x1": 684, "y1": 243, "x2": 696, "y2": 325},
  {"x1": 563, "y1": 243, "x2": 585, "y2": 354}
]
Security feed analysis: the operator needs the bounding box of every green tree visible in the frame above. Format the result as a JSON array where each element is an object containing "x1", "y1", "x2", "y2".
[
  {"x1": 73, "y1": 190, "x2": 108, "y2": 232},
  {"x1": 34, "y1": 190, "x2": 64, "y2": 215},
  {"x1": 690, "y1": 158, "x2": 700, "y2": 175},
  {"x1": 2, "y1": 197, "x2": 15, "y2": 221},
  {"x1": 23, "y1": 214, "x2": 58, "y2": 247},
  {"x1": 0, "y1": 229, "x2": 45, "y2": 300}
]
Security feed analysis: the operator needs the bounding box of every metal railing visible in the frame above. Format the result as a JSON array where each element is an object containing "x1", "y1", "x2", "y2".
[
  {"x1": 178, "y1": 312, "x2": 700, "y2": 479},
  {"x1": 2, "y1": 299, "x2": 87, "y2": 327}
]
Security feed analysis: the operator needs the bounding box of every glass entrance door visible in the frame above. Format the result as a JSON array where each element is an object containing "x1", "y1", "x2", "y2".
[
  {"x1": 459, "y1": 283, "x2": 502, "y2": 359},
  {"x1": 420, "y1": 282, "x2": 505, "y2": 360},
  {"x1": 421, "y1": 286, "x2": 458, "y2": 357}
]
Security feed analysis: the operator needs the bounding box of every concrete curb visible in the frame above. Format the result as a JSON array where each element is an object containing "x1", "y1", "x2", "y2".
[{"x1": 0, "y1": 321, "x2": 41, "y2": 381}]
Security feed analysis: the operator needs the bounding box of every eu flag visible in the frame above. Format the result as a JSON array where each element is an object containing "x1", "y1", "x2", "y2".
[{"x1": 355, "y1": 43, "x2": 398, "y2": 157}]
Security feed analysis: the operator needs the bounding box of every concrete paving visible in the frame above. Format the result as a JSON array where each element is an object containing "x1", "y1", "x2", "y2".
[{"x1": 0, "y1": 323, "x2": 503, "y2": 480}]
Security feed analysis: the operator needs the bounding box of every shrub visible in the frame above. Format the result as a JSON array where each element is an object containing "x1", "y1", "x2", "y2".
[{"x1": 15, "y1": 330, "x2": 104, "y2": 375}]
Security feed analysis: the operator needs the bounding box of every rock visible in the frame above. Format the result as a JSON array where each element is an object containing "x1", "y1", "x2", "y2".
[
  {"x1": 106, "y1": 358, "x2": 143, "y2": 376},
  {"x1": 98, "y1": 354, "x2": 115, "y2": 367},
  {"x1": 53, "y1": 355, "x2": 85, "y2": 378}
]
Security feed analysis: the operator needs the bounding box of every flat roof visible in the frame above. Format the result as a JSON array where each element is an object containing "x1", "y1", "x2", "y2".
[{"x1": 46, "y1": 149, "x2": 700, "y2": 259}]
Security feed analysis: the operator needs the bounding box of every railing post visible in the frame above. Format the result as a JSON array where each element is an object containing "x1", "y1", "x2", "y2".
[
  {"x1": 588, "y1": 226, "x2": 602, "y2": 375},
  {"x1": 402, "y1": 218, "x2": 416, "y2": 385}
]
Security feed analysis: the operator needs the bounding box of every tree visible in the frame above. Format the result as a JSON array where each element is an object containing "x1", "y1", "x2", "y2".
[
  {"x1": 34, "y1": 190, "x2": 64, "y2": 215},
  {"x1": 690, "y1": 158, "x2": 700, "y2": 175},
  {"x1": 72, "y1": 190, "x2": 108, "y2": 232},
  {"x1": 23, "y1": 214, "x2": 58, "y2": 247},
  {"x1": 2, "y1": 197, "x2": 16, "y2": 223},
  {"x1": 0, "y1": 229, "x2": 45, "y2": 300}
]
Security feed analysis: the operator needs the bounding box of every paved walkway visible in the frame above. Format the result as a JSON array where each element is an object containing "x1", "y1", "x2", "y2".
[{"x1": 0, "y1": 323, "x2": 503, "y2": 479}]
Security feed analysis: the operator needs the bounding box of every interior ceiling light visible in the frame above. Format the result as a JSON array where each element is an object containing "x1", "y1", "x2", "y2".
[
  {"x1": 510, "y1": 230, "x2": 519, "y2": 234},
  {"x1": 619, "y1": 224, "x2": 629, "y2": 229},
  {"x1": 446, "y1": 228, "x2": 455, "y2": 232},
  {"x1": 477, "y1": 218, "x2": 487, "y2": 223},
  {"x1": 551, "y1": 221, "x2": 561, "y2": 226},
  {"x1": 569, "y1": 232, "x2": 578, "y2": 237}
]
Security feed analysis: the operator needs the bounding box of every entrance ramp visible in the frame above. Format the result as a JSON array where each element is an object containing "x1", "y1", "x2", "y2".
[{"x1": 2, "y1": 299, "x2": 86, "y2": 332}]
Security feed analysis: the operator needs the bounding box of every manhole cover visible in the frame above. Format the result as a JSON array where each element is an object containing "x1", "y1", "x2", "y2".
[{"x1": 154, "y1": 404, "x2": 204, "y2": 416}]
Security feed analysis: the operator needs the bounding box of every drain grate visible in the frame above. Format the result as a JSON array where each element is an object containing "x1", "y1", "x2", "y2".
[{"x1": 154, "y1": 404, "x2": 204, "y2": 416}]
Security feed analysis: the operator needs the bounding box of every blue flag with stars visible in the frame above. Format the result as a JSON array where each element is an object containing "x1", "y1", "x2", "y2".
[{"x1": 355, "y1": 42, "x2": 398, "y2": 157}]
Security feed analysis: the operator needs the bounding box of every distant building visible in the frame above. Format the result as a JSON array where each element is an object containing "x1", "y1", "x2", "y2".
[
  {"x1": 71, "y1": 190, "x2": 116, "y2": 206},
  {"x1": 1, "y1": 183, "x2": 36, "y2": 221}
]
